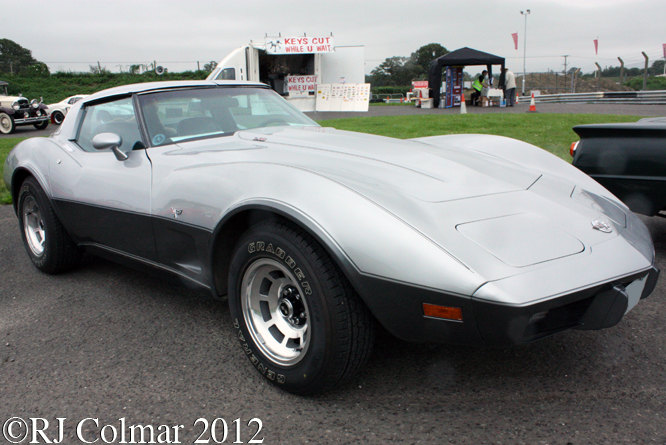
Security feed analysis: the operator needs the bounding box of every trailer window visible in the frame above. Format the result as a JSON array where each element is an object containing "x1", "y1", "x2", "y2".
[{"x1": 215, "y1": 68, "x2": 236, "y2": 81}]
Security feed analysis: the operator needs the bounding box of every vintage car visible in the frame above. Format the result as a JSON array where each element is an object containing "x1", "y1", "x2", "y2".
[
  {"x1": 4, "y1": 81, "x2": 659, "y2": 395},
  {"x1": 571, "y1": 117, "x2": 666, "y2": 216},
  {"x1": 0, "y1": 80, "x2": 50, "y2": 134},
  {"x1": 46, "y1": 94, "x2": 89, "y2": 125}
]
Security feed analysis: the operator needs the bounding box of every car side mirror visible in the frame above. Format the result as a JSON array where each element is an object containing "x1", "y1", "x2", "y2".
[{"x1": 92, "y1": 132, "x2": 128, "y2": 161}]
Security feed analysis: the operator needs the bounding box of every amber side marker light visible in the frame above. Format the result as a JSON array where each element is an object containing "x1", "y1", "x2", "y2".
[
  {"x1": 570, "y1": 141, "x2": 579, "y2": 157},
  {"x1": 423, "y1": 303, "x2": 463, "y2": 321}
]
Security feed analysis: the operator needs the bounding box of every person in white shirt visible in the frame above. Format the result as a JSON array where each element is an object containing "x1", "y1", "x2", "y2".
[{"x1": 504, "y1": 68, "x2": 517, "y2": 107}]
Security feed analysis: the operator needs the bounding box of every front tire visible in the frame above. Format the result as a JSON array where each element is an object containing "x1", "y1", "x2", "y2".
[
  {"x1": 228, "y1": 219, "x2": 374, "y2": 395},
  {"x1": 0, "y1": 112, "x2": 15, "y2": 134},
  {"x1": 52, "y1": 111, "x2": 65, "y2": 125},
  {"x1": 17, "y1": 177, "x2": 81, "y2": 274},
  {"x1": 34, "y1": 120, "x2": 49, "y2": 130}
]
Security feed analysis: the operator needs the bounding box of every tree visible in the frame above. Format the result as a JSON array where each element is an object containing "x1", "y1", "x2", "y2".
[
  {"x1": 24, "y1": 62, "x2": 50, "y2": 77},
  {"x1": 89, "y1": 64, "x2": 110, "y2": 75},
  {"x1": 368, "y1": 43, "x2": 449, "y2": 86},
  {"x1": 649, "y1": 59, "x2": 665, "y2": 76},
  {"x1": 370, "y1": 56, "x2": 422, "y2": 86},
  {"x1": 0, "y1": 39, "x2": 40, "y2": 75},
  {"x1": 410, "y1": 43, "x2": 449, "y2": 75},
  {"x1": 203, "y1": 61, "x2": 218, "y2": 73}
]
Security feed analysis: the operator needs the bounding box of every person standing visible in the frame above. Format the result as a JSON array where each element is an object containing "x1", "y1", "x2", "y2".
[
  {"x1": 504, "y1": 68, "x2": 517, "y2": 107},
  {"x1": 471, "y1": 70, "x2": 488, "y2": 106}
]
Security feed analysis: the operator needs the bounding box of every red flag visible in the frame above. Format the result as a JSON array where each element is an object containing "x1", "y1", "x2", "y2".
[
  {"x1": 594, "y1": 39, "x2": 598, "y2": 55},
  {"x1": 663, "y1": 43, "x2": 666, "y2": 58},
  {"x1": 512, "y1": 33, "x2": 518, "y2": 50}
]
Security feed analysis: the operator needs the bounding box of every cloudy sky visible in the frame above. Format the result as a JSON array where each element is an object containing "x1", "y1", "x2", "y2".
[{"x1": 4, "y1": 0, "x2": 665, "y2": 76}]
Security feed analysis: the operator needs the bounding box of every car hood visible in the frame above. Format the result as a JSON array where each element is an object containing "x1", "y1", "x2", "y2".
[
  {"x1": 237, "y1": 126, "x2": 540, "y2": 203},
  {"x1": 173, "y1": 126, "x2": 648, "y2": 281},
  {"x1": 0, "y1": 96, "x2": 22, "y2": 108}
]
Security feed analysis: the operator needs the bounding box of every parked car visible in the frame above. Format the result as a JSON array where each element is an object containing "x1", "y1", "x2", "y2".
[
  {"x1": 571, "y1": 117, "x2": 666, "y2": 216},
  {"x1": 4, "y1": 81, "x2": 659, "y2": 395},
  {"x1": 0, "y1": 80, "x2": 50, "y2": 134},
  {"x1": 46, "y1": 94, "x2": 89, "y2": 125}
]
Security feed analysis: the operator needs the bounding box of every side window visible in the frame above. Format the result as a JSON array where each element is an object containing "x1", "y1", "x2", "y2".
[
  {"x1": 215, "y1": 68, "x2": 236, "y2": 80},
  {"x1": 76, "y1": 97, "x2": 143, "y2": 153}
]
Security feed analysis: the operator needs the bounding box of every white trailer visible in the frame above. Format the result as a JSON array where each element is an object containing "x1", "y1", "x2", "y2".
[{"x1": 207, "y1": 37, "x2": 365, "y2": 112}]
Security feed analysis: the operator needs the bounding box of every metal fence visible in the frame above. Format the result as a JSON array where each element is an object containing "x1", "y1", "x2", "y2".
[{"x1": 531, "y1": 90, "x2": 666, "y2": 105}]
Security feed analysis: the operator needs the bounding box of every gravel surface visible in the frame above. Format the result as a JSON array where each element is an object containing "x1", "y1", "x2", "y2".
[{"x1": 1, "y1": 204, "x2": 665, "y2": 444}]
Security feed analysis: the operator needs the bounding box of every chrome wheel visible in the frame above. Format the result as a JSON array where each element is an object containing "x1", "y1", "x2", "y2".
[
  {"x1": 241, "y1": 257, "x2": 310, "y2": 366},
  {"x1": 22, "y1": 196, "x2": 46, "y2": 256}
]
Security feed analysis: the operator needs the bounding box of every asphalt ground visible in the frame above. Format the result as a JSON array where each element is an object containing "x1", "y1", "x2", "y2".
[
  {"x1": 1, "y1": 104, "x2": 665, "y2": 444},
  {"x1": 1, "y1": 205, "x2": 665, "y2": 444}
]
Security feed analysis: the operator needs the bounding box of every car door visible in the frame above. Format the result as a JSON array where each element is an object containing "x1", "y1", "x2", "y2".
[{"x1": 49, "y1": 96, "x2": 157, "y2": 261}]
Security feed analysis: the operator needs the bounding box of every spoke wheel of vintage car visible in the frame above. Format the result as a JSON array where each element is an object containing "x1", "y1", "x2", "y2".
[
  {"x1": 228, "y1": 219, "x2": 375, "y2": 395},
  {"x1": 0, "y1": 112, "x2": 15, "y2": 134},
  {"x1": 33, "y1": 120, "x2": 49, "y2": 130},
  {"x1": 52, "y1": 111, "x2": 65, "y2": 125},
  {"x1": 17, "y1": 178, "x2": 81, "y2": 274}
]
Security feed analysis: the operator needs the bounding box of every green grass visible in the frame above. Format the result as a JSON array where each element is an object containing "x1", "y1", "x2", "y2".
[
  {"x1": 315, "y1": 113, "x2": 643, "y2": 161},
  {"x1": 0, "y1": 113, "x2": 646, "y2": 205},
  {"x1": 0, "y1": 138, "x2": 27, "y2": 205}
]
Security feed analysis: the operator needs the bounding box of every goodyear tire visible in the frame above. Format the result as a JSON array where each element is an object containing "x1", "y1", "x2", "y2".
[
  {"x1": 228, "y1": 219, "x2": 374, "y2": 395},
  {"x1": 17, "y1": 177, "x2": 81, "y2": 274}
]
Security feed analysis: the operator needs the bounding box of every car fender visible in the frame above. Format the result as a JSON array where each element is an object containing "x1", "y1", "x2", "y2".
[
  {"x1": 412, "y1": 133, "x2": 625, "y2": 207},
  {"x1": 150, "y1": 159, "x2": 484, "y2": 316},
  {"x1": 5, "y1": 138, "x2": 56, "y2": 212}
]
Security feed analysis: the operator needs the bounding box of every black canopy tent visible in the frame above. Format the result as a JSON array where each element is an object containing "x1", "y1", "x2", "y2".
[{"x1": 428, "y1": 47, "x2": 505, "y2": 108}]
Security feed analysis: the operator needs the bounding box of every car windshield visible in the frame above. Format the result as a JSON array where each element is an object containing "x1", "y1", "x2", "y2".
[{"x1": 138, "y1": 86, "x2": 319, "y2": 146}]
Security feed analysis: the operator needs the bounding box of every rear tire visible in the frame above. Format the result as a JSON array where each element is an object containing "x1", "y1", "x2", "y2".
[
  {"x1": 228, "y1": 219, "x2": 374, "y2": 395},
  {"x1": 17, "y1": 177, "x2": 81, "y2": 274}
]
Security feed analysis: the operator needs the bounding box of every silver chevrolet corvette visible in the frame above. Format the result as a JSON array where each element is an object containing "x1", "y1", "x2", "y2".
[{"x1": 3, "y1": 81, "x2": 659, "y2": 395}]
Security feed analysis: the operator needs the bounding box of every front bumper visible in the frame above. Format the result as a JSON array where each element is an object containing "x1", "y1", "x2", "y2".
[
  {"x1": 14, "y1": 114, "x2": 49, "y2": 125},
  {"x1": 353, "y1": 265, "x2": 659, "y2": 348},
  {"x1": 473, "y1": 265, "x2": 659, "y2": 346}
]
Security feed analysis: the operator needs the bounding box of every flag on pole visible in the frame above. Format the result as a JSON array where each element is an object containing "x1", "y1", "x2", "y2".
[
  {"x1": 594, "y1": 39, "x2": 598, "y2": 55},
  {"x1": 512, "y1": 33, "x2": 518, "y2": 50}
]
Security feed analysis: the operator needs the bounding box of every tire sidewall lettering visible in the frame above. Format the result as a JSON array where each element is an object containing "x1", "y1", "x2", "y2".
[{"x1": 231, "y1": 234, "x2": 327, "y2": 389}]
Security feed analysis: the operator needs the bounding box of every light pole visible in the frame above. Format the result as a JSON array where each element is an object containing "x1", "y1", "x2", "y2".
[{"x1": 520, "y1": 9, "x2": 530, "y2": 96}]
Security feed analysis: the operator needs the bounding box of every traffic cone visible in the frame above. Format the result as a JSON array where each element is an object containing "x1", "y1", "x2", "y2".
[
  {"x1": 460, "y1": 93, "x2": 467, "y2": 114},
  {"x1": 527, "y1": 93, "x2": 538, "y2": 113},
  {"x1": 516, "y1": 92, "x2": 520, "y2": 104}
]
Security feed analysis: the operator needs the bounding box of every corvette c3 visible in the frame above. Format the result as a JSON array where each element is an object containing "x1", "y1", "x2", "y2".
[{"x1": 4, "y1": 80, "x2": 659, "y2": 394}]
